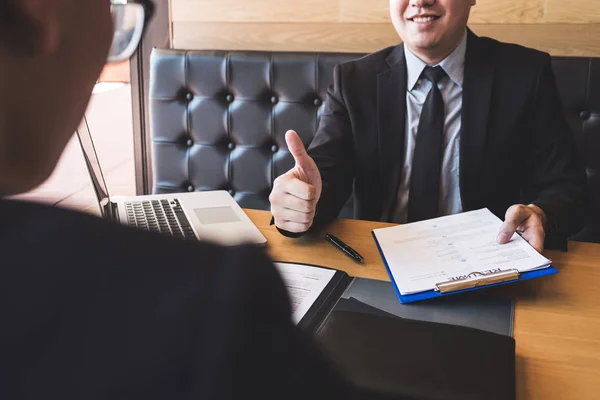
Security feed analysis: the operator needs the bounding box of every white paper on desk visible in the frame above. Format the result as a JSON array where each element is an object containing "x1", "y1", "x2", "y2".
[
  {"x1": 373, "y1": 208, "x2": 552, "y2": 295},
  {"x1": 274, "y1": 262, "x2": 336, "y2": 324}
]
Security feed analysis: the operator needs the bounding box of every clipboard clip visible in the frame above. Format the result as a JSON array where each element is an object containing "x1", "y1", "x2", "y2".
[{"x1": 435, "y1": 269, "x2": 520, "y2": 294}]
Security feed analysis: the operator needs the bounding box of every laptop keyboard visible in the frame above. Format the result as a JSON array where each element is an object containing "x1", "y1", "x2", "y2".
[{"x1": 125, "y1": 199, "x2": 196, "y2": 240}]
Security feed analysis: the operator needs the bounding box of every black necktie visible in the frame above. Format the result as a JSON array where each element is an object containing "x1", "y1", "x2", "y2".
[{"x1": 407, "y1": 66, "x2": 447, "y2": 223}]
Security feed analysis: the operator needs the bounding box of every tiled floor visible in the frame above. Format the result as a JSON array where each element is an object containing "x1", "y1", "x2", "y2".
[{"x1": 10, "y1": 83, "x2": 136, "y2": 215}]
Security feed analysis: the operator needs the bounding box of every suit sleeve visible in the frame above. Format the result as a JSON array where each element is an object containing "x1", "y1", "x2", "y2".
[
  {"x1": 306, "y1": 63, "x2": 356, "y2": 230},
  {"x1": 526, "y1": 54, "x2": 589, "y2": 239}
]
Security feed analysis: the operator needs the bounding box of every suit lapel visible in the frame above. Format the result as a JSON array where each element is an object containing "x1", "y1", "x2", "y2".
[
  {"x1": 461, "y1": 30, "x2": 495, "y2": 210},
  {"x1": 378, "y1": 45, "x2": 407, "y2": 222}
]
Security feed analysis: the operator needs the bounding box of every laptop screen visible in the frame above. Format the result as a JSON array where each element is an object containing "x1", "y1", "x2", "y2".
[{"x1": 75, "y1": 116, "x2": 112, "y2": 217}]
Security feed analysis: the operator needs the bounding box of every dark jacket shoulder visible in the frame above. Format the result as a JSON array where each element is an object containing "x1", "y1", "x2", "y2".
[
  {"x1": 471, "y1": 33, "x2": 551, "y2": 76},
  {"x1": 336, "y1": 44, "x2": 399, "y2": 77}
]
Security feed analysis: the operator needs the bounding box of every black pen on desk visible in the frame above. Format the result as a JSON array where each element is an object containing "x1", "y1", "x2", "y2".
[{"x1": 325, "y1": 233, "x2": 364, "y2": 263}]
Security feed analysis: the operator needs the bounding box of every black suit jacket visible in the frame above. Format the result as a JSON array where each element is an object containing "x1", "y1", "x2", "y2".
[
  {"x1": 0, "y1": 200, "x2": 413, "y2": 400},
  {"x1": 306, "y1": 30, "x2": 587, "y2": 242}
]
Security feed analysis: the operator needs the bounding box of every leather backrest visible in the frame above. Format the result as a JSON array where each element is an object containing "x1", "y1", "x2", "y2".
[
  {"x1": 149, "y1": 49, "x2": 359, "y2": 215},
  {"x1": 149, "y1": 49, "x2": 599, "y2": 227},
  {"x1": 552, "y1": 58, "x2": 600, "y2": 227}
]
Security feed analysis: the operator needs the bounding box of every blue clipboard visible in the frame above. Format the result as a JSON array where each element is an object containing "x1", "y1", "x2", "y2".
[{"x1": 372, "y1": 231, "x2": 558, "y2": 304}]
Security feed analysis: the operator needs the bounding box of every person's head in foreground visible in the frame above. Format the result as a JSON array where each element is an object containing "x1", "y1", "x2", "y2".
[{"x1": 0, "y1": 0, "x2": 152, "y2": 195}]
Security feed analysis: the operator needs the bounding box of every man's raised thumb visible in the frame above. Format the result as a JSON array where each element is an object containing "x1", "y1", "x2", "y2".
[{"x1": 285, "y1": 130, "x2": 310, "y2": 169}]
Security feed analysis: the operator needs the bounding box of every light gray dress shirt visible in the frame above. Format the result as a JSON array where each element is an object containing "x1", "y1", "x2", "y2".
[{"x1": 392, "y1": 34, "x2": 467, "y2": 224}]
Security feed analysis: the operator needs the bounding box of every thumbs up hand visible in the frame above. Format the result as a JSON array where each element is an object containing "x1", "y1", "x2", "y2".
[{"x1": 269, "y1": 130, "x2": 322, "y2": 233}]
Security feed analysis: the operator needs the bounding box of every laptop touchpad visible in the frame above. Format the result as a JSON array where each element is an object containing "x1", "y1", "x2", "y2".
[{"x1": 194, "y1": 206, "x2": 240, "y2": 225}]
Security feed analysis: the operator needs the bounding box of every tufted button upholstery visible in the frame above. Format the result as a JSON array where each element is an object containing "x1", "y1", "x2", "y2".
[
  {"x1": 149, "y1": 49, "x2": 360, "y2": 214},
  {"x1": 149, "y1": 50, "x2": 600, "y2": 240}
]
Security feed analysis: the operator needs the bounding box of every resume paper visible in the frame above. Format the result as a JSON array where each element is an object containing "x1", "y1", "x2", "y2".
[
  {"x1": 373, "y1": 209, "x2": 552, "y2": 295},
  {"x1": 274, "y1": 262, "x2": 336, "y2": 324}
]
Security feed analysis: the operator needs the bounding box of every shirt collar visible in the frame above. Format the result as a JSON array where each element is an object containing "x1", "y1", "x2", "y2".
[{"x1": 404, "y1": 31, "x2": 467, "y2": 90}]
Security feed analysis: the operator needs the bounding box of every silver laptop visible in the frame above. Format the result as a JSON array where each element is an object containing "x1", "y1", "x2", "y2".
[{"x1": 75, "y1": 116, "x2": 267, "y2": 246}]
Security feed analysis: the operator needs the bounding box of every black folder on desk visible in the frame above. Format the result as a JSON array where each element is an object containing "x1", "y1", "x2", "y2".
[{"x1": 277, "y1": 262, "x2": 516, "y2": 400}]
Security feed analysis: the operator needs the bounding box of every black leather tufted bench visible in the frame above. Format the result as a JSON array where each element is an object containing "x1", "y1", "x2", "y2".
[
  {"x1": 553, "y1": 57, "x2": 600, "y2": 243},
  {"x1": 149, "y1": 49, "x2": 600, "y2": 242}
]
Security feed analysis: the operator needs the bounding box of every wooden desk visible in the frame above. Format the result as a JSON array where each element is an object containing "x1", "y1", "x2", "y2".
[{"x1": 245, "y1": 209, "x2": 600, "y2": 400}]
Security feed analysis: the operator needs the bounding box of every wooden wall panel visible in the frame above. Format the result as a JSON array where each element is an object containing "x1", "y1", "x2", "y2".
[
  {"x1": 170, "y1": 0, "x2": 339, "y2": 22},
  {"x1": 170, "y1": 0, "x2": 600, "y2": 57},
  {"x1": 470, "y1": 24, "x2": 600, "y2": 57},
  {"x1": 470, "y1": 0, "x2": 545, "y2": 24},
  {"x1": 341, "y1": 0, "x2": 546, "y2": 24},
  {"x1": 173, "y1": 22, "x2": 600, "y2": 57},
  {"x1": 340, "y1": 0, "x2": 390, "y2": 23},
  {"x1": 544, "y1": 0, "x2": 600, "y2": 23},
  {"x1": 172, "y1": 22, "x2": 399, "y2": 53}
]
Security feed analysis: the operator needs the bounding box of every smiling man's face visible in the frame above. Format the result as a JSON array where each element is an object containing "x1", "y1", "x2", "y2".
[{"x1": 390, "y1": 0, "x2": 475, "y2": 64}]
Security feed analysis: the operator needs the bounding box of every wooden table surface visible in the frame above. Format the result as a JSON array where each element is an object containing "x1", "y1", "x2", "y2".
[{"x1": 245, "y1": 209, "x2": 600, "y2": 400}]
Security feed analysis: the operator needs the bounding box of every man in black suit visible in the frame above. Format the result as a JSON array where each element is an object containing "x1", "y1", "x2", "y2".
[
  {"x1": 0, "y1": 1, "x2": 406, "y2": 399},
  {"x1": 269, "y1": 0, "x2": 588, "y2": 252}
]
